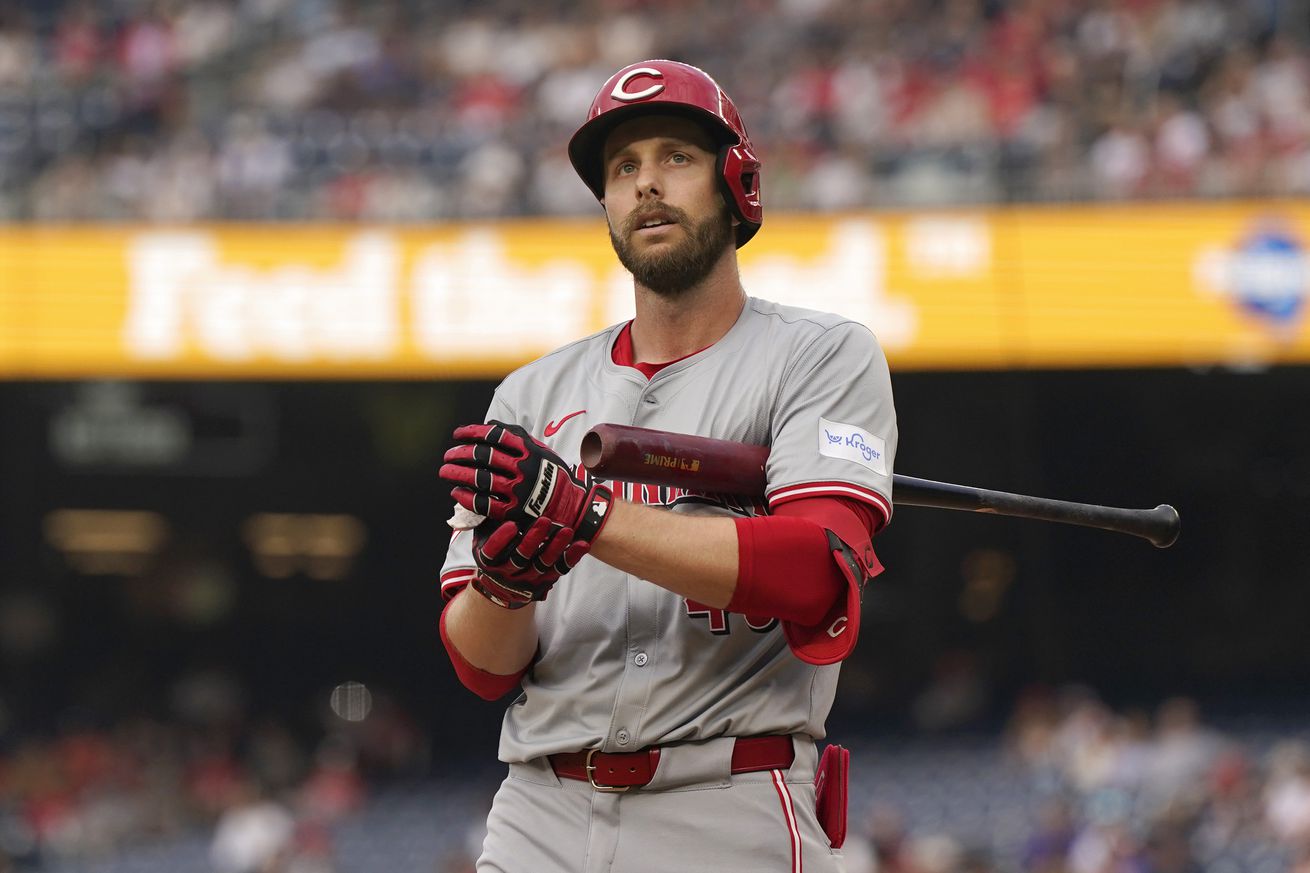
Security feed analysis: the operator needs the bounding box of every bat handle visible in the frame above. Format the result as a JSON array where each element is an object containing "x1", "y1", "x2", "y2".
[{"x1": 891, "y1": 476, "x2": 1181, "y2": 549}]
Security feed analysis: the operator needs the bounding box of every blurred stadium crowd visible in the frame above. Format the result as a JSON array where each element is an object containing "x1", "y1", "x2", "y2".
[
  {"x1": 0, "y1": 0, "x2": 1309, "y2": 222},
  {"x1": 4, "y1": 680, "x2": 1310, "y2": 871},
  {"x1": 0, "y1": 669, "x2": 431, "y2": 872},
  {"x1": 842, "y1": 692, "x2": 1310, "y2": 873}
]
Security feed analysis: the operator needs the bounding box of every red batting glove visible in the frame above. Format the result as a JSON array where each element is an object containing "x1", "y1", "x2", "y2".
[
  {"x1": 470, "y1": 516, "x2": 592, "y2": 609},
  {"x1": 439, "y1": 421, "x2": 613, "y2": 551}
]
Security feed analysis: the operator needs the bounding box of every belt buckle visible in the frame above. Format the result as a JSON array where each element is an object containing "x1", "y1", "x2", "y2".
[{"x1": 585, "y1": 748, "x2": 631, "y2": 793}]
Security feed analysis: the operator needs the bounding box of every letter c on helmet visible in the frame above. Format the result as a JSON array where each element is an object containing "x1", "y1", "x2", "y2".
[{"x1": 610, "y1": 67, "x2": 665, "y2": 103}]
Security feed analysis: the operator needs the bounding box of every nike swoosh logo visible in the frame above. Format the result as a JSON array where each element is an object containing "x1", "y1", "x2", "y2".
[{"x1": 544, "y1": 409, "x2": 586, "y2": 437}]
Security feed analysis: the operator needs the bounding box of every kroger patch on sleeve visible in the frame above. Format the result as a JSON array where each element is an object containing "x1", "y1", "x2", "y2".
[{"x1": 818, "y1": 416, "x2": 888, "y2": 476}]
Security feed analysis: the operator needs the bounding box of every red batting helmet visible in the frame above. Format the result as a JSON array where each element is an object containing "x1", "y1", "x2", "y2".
[{"x1": 568, "y1": 60, "x2": 763, "y2": 248}]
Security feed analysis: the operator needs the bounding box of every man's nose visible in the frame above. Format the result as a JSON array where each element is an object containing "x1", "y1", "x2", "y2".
[{"x1": 634, "y1": 165, "x2": 662, "y2": 200}]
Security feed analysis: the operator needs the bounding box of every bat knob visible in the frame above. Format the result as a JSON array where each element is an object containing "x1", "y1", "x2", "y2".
[{"x1": 1149, "y1": 504, "x2": 1181, "y2": 549}]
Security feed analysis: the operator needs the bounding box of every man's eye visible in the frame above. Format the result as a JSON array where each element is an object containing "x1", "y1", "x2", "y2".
[
  {"x1": 617, "y1": 162, "x2": 636, "y2": 175},
  {"x1": 670, "y1": 153, "x2": 688, "y2": 163}
]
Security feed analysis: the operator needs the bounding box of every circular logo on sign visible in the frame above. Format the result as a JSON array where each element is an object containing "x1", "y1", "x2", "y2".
[{"x1": 1231, "y1": 226, "x2": 1307, "y2": 324}]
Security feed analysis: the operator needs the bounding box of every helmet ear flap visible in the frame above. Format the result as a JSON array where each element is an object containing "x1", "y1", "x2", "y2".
[{"x1": 716, "y1": 144, "x2": 763, "y2": 247}]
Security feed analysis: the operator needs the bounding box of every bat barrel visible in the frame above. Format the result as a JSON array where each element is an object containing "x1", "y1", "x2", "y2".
[{"x1": 582, "y1": 424, "x2": 769, "y2": 495}]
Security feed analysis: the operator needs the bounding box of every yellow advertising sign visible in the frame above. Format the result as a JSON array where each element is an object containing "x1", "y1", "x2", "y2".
[{"x1": 1, "y1": 202, "x2": 1308, "y2": 378}]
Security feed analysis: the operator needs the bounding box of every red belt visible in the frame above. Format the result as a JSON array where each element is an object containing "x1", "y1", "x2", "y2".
[{"x1": 550, "y1": 735, "x2": 795, "y2": 792}]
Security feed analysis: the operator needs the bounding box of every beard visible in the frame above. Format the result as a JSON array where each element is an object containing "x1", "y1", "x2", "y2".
[{"x1": 609, "y1": 202, "x2": 734, "y2": 297}]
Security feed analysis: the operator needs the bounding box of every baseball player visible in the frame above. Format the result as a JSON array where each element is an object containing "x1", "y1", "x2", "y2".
[{"x1": 437, "y1": 59, "x2": 897, "y2": 873}]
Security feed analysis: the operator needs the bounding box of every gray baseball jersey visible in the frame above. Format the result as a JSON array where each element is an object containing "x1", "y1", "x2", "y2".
[{"x1": 440, "y1": 296, "x2": 897, "y2": 763}]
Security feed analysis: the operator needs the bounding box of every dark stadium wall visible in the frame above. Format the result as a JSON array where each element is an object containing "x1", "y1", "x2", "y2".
[{"x1": 0, "y1": 368, "x2": 1307, "y2": 746}]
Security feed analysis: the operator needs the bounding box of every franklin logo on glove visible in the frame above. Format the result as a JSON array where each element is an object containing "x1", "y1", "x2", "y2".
[{"x1": 525, "y1": 463, "x2": 557, "y2": 518}]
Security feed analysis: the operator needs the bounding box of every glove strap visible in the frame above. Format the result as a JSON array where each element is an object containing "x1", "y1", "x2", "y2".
[
  {"x1": 471, "y1": 573, "x2": 536, "y2": 610},
  {"x1": 574, "y1": 484, "x2": 614, "y2": 545}
]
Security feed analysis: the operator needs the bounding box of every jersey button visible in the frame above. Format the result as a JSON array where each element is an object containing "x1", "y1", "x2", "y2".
[
  {"x1": 643, "y1": 394, "x2": 658, "y2": 404},
  {"x1": 634, "y1": 652, "x2": 648, "y2": 667},
  {"x1": 616, "y1": 730, "x2": 631, "y2": 746}
]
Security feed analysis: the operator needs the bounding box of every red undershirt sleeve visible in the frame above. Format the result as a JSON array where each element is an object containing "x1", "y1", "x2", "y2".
[
  {"x1": 439, "y1": 597, "x2": 529, "y2": 701},
  {"x1": 726, "y1": 496, "x2": 882, "y2": 627}
]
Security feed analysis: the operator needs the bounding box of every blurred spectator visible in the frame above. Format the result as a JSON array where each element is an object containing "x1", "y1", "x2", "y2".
[
  {"x1": 297, "y1": 737, "x2": 365, "y2": 823},
  {"x1": 1067, "y1": 789, "x2": 1144, "y2": 873},
  {"x1": 209, "y1": 781, "x2": 295, "y2": 873},
  {"x1": 0, "y1": 16, "x2": 37, "y2": 89},
  {"x1": 1088, "y1": 115, "x2": 1151, "y2": 199},
  {"x1": 1151, "y1": 93, "x2": 1210, "y2": 195},
  {"x1": 911, "y1": 833, "x2": 965, "y2": 873},
  {"x1": 1265, "y1": 741, "x2": 1310, "y2": 846},
  {"x1": 437, "y1": 851, "x2": 477, "y2": 873},
  {"x1": 1194, "y1": 745, "x2": 1261, "y2": 853},
  {"x1": 52, "y1": 4, "x2": 103, "y2": 84},
  {"x1": 852, "y1": 801, "x2": 924, "y2": 873},
  {"x1": 1142, "y1": 696, "x2": 1225, "y2": 813},
  {"x1": 1022, "y1": 797, "x2": 1076, "y2": 873},
  {"x1": 1144, "y1": 816, "x2": 1203, "y2": 873}
]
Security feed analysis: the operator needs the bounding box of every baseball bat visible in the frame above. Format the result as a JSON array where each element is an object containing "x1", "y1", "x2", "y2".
[{"x1": 579, "y1": 424, "x2": 1180, "y2": 549}]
